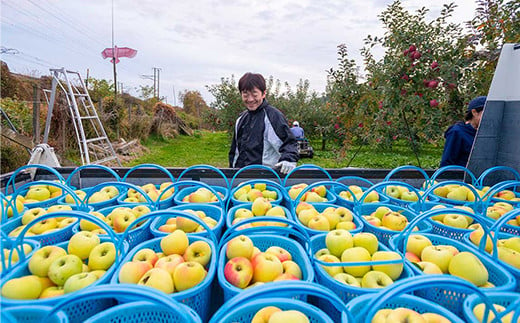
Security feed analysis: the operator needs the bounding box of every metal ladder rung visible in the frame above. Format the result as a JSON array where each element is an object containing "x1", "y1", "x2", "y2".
[
  {"x1": 91, "y1": 155, "x2": 118, "y2": 164},
  {"x1": 74, "y1": 93, "x2": 89, "y2": 97},
  {"x1": 85, "y1": 136, "x2": 107, "y2": 144},
  {"x1": 80, "y1": 116, "x2": 98, "y2": 120}
]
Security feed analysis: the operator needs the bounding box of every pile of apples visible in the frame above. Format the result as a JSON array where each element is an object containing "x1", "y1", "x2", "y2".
[
  {"x1": 371, "y1": 307, "x2": 451, "y2": 323},
  {"x1": 486, "y1": 201, "x2": 518, "y2": 226},
  {"x1": 469, "y1": 231, "x2": 520, "y2": 269},
  {"x1": 1, "y1": 195, "x2": 25, "y2": 221},
  {"x1": 383, "y1": 185, "x2": 420, "y2": 202},
  {"x1": 251, "y1": 306, "x2": 309, "y2": 323},
  {"x1": 118, "y1": 230, "x2": 210, "y2": 294},
  {"x1": 64, "y1": 185, "x2": 120, "y2": 204},
  {"x1": 295, "y1": 202, "x2": 356, "y2": 231},
  {"x1": 362, "y1": 206, "x2": 414, "y2": 232},
  {"x1": 231, "y1": 199, "x2": 288, "y2": 228},
  {"x1": 493, "y1": 189, "x2": 520, "y2": 202},
  {"x1": 8, "y1": 205, "x2": 77, "y2": 237},
  {"x1": 432, "y1": 184, "x2": 486, "y2": 202},
  {"x1": 405, "y1": 234, "x2": 492, "y2": 287},
  {"x1": 79, "y1": 205, "x2": 151, "y2": 234},
  {"x1": 180, "y1": 187, "x2": 225, "y2": 203},
  {"x1": 233, "y1": 183, "x2": 278, "y2": 202},
  {"x1": 22, "y1": 183, "x2": 64, "y2": 204},
  {"x1": 224, "y1": 235, "x2": 303, "y2": 289},
  {"x1": 316, "y1": 229, "x2": 403, "y2": 288},
  {"x1": 1, "y1": 231, "x2": 116, "y2": 299},
  {"x1": 472, "y1": 301, "x2": 518, "y2": 323},
  {"x1": 428, "y1": 205, "x2": 479, "y2": 229},
  {"x1": 2, "y1": 243, "x2": 33, "y2": 271},
  {"x1": 337, "y1": 185, "x2": 380, "y2": 203},
  {"x1": 157, "y1": 209, "x2": 218, "y2": 233},
  {"x1": 288, "y1": 184, "x2": 329, "y2": 202},
  {"x1": 122, "y1": 182, "x2": 174, "y2": 203}
]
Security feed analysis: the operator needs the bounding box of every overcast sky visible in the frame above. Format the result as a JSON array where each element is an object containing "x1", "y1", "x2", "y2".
[{"x1": 1, "y1": 0, "x2": 478, "y2": 106}]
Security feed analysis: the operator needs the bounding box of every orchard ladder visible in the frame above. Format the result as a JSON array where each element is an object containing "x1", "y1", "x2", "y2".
[{"x1": 43, "y1": 68, "x2": 121, "y2": 166}]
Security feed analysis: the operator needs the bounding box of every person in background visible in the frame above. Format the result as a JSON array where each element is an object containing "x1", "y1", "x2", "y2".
[
  {"x1": 290, "y1": 121, "x2": 305, "y2": 139},
  {"x1": 229, "y1": 72, "x2": 299, "y2": 174},
  {"x1": 440, "y1": 96, "x2": 486, "y2": 167}
]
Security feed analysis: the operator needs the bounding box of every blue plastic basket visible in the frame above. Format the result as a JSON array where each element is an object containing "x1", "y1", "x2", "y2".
[
  {"x1": 310, "y1": 232, "x2": 413, "y2": 306},
  {"x1": 346, "y1": 276, "x2": 490, "y2": 323},
  {"x1": 463, "y1": 291, "x2": 520, "y2": 323},
  {"x1": 217, "y1": 217, "x2": 314, "y2": 302},
  {"x1": 480, "y1": 180, "x2": 520, "y2": 235},
  {"x1": 388, "y1": 209, "x2": 517, "y2": 317},
  {"x1": 150, "y1": 204, "x2": 225, "y2": 240},
  {"x1": 116, "y1": 183, "x2": 176, "y2": 209},
  {"x1": 291, "y1": 202, "x2": 363, "y2": 236},
  {"x1": 1, "y1": 305, "x2": 68, "y2": 323},
  {"x1": 0, "y1": 212, "x2": 128, "y2": 321},
  {"x1": 173, "y1": 185, "x2": 229, "y2": 206},
  {"x1": 209, "y1": 281, "x2": 351, "y2": 323},
  {"x1": 110, "y1": 210, "x2": 217, "y2": 322},
  {"x1": 176, "y1": 164, "x2": 231, "y2": 203},
  {"x1": 355, "y1": 202, "x2": 431, "y2": 247},
  {"x1": 1, "y1": 237, "x2": 40, "y2": 278},
  {"x1": 229, "y1": 179, "x2": 285, "y2": 207},
  {"x1": 57, "y1": 187, "x2": 120, "y2": 210},
  {"x1": 42, "y1": 285, "x2": 201, "y2": 323}
]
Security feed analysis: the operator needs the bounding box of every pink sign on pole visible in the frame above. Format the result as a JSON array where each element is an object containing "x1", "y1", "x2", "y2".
[{"x1": 101, "y1": 46, "x2": 137, "y2": 64}]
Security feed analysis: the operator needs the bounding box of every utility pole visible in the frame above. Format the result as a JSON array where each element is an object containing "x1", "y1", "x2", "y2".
[{"x1": 152, "y1": 67, "x2": 161, "y2": 99}]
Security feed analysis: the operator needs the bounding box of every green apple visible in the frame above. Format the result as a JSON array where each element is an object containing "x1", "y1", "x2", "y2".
[
  {"x1": 406, "y1": 234, "x2": 432, "y2": 258},
  {"x1": 39, "y1": 286, "x2": 65, "y2": 298},
  {"x1": 401, "y1": 191, "x2": 419, "y2": 202},
  {"x1": 311, "y1": 185, "x2": 327, "y2": 198},
  {"x1": 2, "y1": 195, "x2": 24, "y2": 218},
  {"x1": 183, "y1": 240, "x2": 212, "y2": 267},
  {"x1": 22, "y1": 207, "x2": 47, "y2": 225},
  {"x1": 322, "y1": 210, "x2": 340, "y2": 229},
  {"x1": 318, "y1": 254, "x2": 343, "y2": 277},
  {"x1": 315, "y1": 248, "x2": 330, "y2": 257},
  {"x1": 111, "y1": 207, "x2": 137, "y2": 233},
  {"x1": 233, "y1": 185, "x2": 251, "y2": 199},
  {"x1": 247, "y1": 189, "x2": 264, "y2": 202},
  {"x1": 497, "y1": 246, "x2": 520, "y2": 269},
  {"x1": 1, "y1": 275, "x2": 42, "y2": 299},
  {"x1": 226, "y1": 234, "x2": 254, "y2": 260},
  {"x1": 282, "y1": 260, "x2": 302, "y2": 280},
  {"x1": 161, "y1": 229, "x2": 189, "y2": 256},
  {"x1": 472, "y1": 303, "x2": 514, "y2": 323},
  {"x1": 341, "y1": 247, "x2": 371, "y2": 277},
  {"x1": 268, "y1": 310, "x2": 309, "y2": 323},
  {"x1": 371, "y1": 251, "x2": 403, "y2": 280},
  {"x1": 326, "y1": 229, "x2": 353, "y2": 257},
  {"x1": 80, "y1": 211, "x2": 106, "y2": 231},
  {"x1": 446, "y1": 187, "x2": 468, "y2": 201},
  {"x1": 372, "y1": 206, "x2": 392, "y2": 220},
  {"x1": 381, "y1": 211, "x2": 408, "y2": 231},
  {"x1": 386, "y1": 308, "x2": 424, "y2": 322},
  {"x1": 118, "y1": 261, "x2": 153, "y2": 284},
  {"x1": 421, "y1": 246, "x2": 454, "y2": 273},
  {"x1": 417, "y1": 261, "x2": 443, "y2": 274},
  {"x1": 173, "y1": 261, "x2": 207, "y2": 291},
  {"x1": 138, "y1": 267, "x2": 174, "y2": 293},
  {"x1": 48, "y1": 254, "x2": 83, "y2": 285},
  {"x1": 385, "y1": 186, "x2": 401, "y2": 199},
  {"x1": 433, "y1": 186, "x2": 450, "y2": 198},
  {"x1": 28, "y1": 245, "x2": 67, "y2": 277},
  {"x1": 353, "y1": 232, "x2": 379, "y2": 255},
  {"x1": 307, "y1": 215, "x2": 330, "y2": 231},
  {"x1": 333, "y1": 272, "x2": 361, "y2": 287},
  {"x1": 251, "y1": 306, "x2": 282, "y2": 323},
  {"x1": 504, "y1": 237, "x2": 520, "y2": 253},
  {"x1": 188, "y1": 188, "x2": 213, "y2": 203},
  {"x1": 251, "y1": 252, "x2": 283, "y2": 283},
  {"x1": 133, "y1": 248, "x2": 159, "y2": 266},
  {"x1": 361, "y1": 270, "x2": 393, "y2": 288},
  {"x1": 88, "y1": 242, "x2": 116, "y2": 270},
  {"x1": 234, "y1": 208, "x2": 254, "y2": 219},
  {"x1": 442, "y1": 213, "x2": 468, "y2": 229},
  {"x1": 448, "y1": 251, "x2": 488, "y2": 286},
  {"x1": 297, "y1": 208, "x2": 319, "y2": 226},
  {"x1": 30, "y1": 218, "x2": 58, "y2": 234},
  {"x1": 63, "y1": 272, "x2": 98, "y2": 293},
  {"x1": 251, "y1": 197, "x2": 272, "y2": 216},
  {"x1": 421, "y1": 312, "x2": 451, "y2": 323},
  {"x1": 68, "y1": 231, "x2": 100, "y2": 260},
  {"x1": 469, "y1": 229, "x2": 494, "y2": 253},
  {"x1": 25, "y1": 187, "x2": 51, "y2": 201},
  {"x1": 100, "y1": 186, "x2": 119, "y2": 199}
]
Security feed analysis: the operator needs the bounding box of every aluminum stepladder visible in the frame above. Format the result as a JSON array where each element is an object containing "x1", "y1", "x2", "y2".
[{"x1": 43, "y1": 68, "x2": 121, "y2": 166}]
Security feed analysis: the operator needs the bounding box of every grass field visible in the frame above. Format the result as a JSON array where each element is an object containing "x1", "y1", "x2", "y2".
[{"x1": 126, "y1": 130, "x2": 444, "y2": 169}]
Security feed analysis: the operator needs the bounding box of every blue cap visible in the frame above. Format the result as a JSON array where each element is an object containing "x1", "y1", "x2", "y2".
[{"x1": 467, "y1": 96, "x2": 487, "y2": 112}]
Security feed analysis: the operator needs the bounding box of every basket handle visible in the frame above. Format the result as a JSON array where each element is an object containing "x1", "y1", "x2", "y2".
[
  {"x1": 4, "y1": 164, "x2": 65, "y2": 195},
  {"x1": 65, "y1": 164, "x2": 122, "y2": 186},
  {"x1": 209, "y1": 280, "x2": 350, "y2": 323},
  {"x1": 121, "y1": 163, "x2": 175, "y2": 183},
  {"x1": 226, "y1": 178, "x2": 285, "y2": 210},
  {"x1": 219, "y1": 216, "x2": 312, "y2": 259},
  {"x1": 383, "y1": 165, "x2": 430, "y2": 183},
  {"x1": 117, "y1": 208, "x2": 218, "y2": 253},
  {"x1": 10, "y1": 210, "x2": 121, "y2": 270},
  {"x1": 476, "y1": 166, "x2": 520, "y2": 188},
  {"x1": 359, "y1": 276, "x2": 498, "y2": 323},
  {"x1": 335, "y1": 176, "x2": 374, "y2": 187},
  {"x1": 229, "y1": 164, "x2": 282, "y2": 187},
  {"x1": 430, "y1": 165, "x2": 477, "y2": 185},
  {"x1": 177, "y1": 164, "x2": 230, "y2": 190},
  {"x1": 353, "y1": 180, "x2": 423, "y2": 212},
  {"x1": 487, "y1": 208, "x2": 520, "y2": 260},
  {"x1": 43, "y1": 284, "x2": 197, "y2": 322},
  {"x1": 282, "y1": 164, "x2": 332, "y2": 187}
]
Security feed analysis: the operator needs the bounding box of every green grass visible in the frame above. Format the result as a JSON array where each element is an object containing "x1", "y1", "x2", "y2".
[{"x1": 126, "y1": 131, "x2": 444, "y2": 169}]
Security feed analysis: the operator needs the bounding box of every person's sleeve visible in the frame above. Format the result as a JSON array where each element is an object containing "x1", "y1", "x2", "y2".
[
  {"x1": 270, "y1": 111, "x2": 299, "y2": 163},
  {"x1": 440, "y1": 129, "x2": 460, "y2": 167},
  {"x1": 229, "y1": 119, "x2": 238, "y2": 167}
]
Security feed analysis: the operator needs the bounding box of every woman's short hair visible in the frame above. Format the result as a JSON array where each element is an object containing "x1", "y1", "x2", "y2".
[{"x1": 238, "y1": 73, "x2": 266, "y2": 93}]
